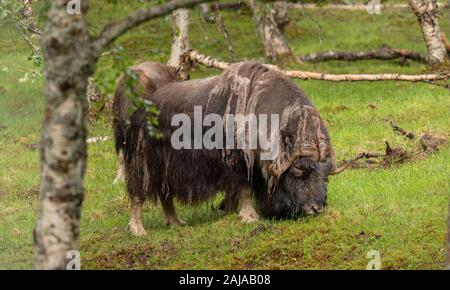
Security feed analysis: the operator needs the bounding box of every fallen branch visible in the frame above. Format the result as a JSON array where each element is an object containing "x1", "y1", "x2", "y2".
[
  {"x1": 421, "y1": 132, "x2": 447, "y2": 153},
  {"x1": 184, "y1": 49, "x2": 450, "y2": 83},
  {"x1": 390, "y1": 121, "x2": 415, "y2": 139},
  {"x1": 15, "y1": 23, "x2": 39, "y2": 55},
  {"x1": 342, "y1": 141, "x2": 409, "y2": 169},
  {"x1": 343, "y1": 129, "x2": 447, "y2": 170},
  {"x1": 288, "y1": 3, "x2": 449, "y2": 10},
  {"x1": 352, "y1": 152, "x2": 386, "y2": 160},
  {"x1": 299, "y1": 46, "x2": 426, "y2": 63}
]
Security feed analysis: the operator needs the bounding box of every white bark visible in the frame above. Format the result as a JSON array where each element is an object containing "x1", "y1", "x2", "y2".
[
  {"x1": 168, "y1": 8, "x2": 190, "y2": 68},
  {"x1": 408, "y1": 0, "x2": 449, "y2": 66},
  {"x1": 246, "y1": 0, "x2": 292, "y2": 61},
  {"x1": 34, "y1": 0, "x2": 214, "y2": 270},
  {"x1": 34, "y1": 0, "x2": 91, "y2": 270}
]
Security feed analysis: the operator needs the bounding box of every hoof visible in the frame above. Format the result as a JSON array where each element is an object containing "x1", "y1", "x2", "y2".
[
  {"x1": 127, "y1": 220, "x2": 147, "y2": 237},
  {"x1": 239, "y1": 208, "x2": 260, "y2": 223},
  {"x1": 113, "y1": 176, "x2": 124, "y2": 185},
  {"x1": 165, "y1": 216, "x2": 187, "y2": 226}
]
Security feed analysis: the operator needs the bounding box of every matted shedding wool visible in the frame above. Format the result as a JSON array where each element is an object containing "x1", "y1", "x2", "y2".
[{"x1": 113, "y1": 61, "x2": 336, "y2": 210}]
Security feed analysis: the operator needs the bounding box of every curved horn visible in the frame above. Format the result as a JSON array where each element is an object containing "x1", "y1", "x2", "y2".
[
  {"x1": 328, "y1": 146, "x2": 350, "y2": 176},
  {"x1": 329, "y1": 161, "x2": 350, "y2": 176},
  {"x1": 268, "y1": 150, "x2": 303, "y2": 177}
]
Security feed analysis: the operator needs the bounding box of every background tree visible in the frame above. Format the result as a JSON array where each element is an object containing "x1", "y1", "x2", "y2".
[
  {"x1": 168, "y1": 8, "x2": 190, "y2": 70},
  {"x1": 34, "y1": 0, "x2": 213, "y2": 270},
  {"x1": 408, "y1": 0, "x2": 449, "y2": 67},
  {"x1": 245, "y1": 0, "x2": 292, "y2": 62}
]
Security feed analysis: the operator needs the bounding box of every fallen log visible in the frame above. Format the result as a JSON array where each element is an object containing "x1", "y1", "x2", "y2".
[
  {"x1": 183, "y1": 49, "x2": 450, "y2": 83},
  {"x1": 288, "y1": 3, "x2": 449, "y2": 10},
  {"x1": 390, "y1": 121, "x2": 415, "y2": 139},
  {"x1": 299, "y1": 47, "x2": 426, "y2": 63},
  {"x1": 341, "y1": 126, "x2": 448, "y2": 170}
]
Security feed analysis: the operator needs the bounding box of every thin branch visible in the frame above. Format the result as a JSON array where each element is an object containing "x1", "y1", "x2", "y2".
[
  {"x1": 92, "y1": 0, "x2": 215, "y2": 55},
  {"x1": 213, "y1": 1, "x2": 234, "y2": 60},
  {"x1": 15, "y1": 23, "x2": 39, "y2": 55},
  {"x1": 390, "y1": 121, "x2": 415, "y2": 139},
  {"x1": 16, "y1": 18, "x2": 42, "y2": 36},
  {"x1": 15, "y1": 0, "x2": 43, "y2": 36},
  {"x1": 185, "y1": 49, "x2": 450, "y2": 83}
]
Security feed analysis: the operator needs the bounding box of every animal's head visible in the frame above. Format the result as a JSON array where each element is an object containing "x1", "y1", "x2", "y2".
[{"x1": 256, "y1": 105, "x2": 348, "y2": 219}]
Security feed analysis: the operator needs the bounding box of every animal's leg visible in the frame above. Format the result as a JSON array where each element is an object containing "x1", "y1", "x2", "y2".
[
  {"x1": 160, "y1": 195, "x2": 186, "y2": 226},
  {"x1": 127, "y1": 196, "x2": 147, "y2": 236},
  {"x1": 239, "y1": 186, "x2": 259, "y2": 223},
  {"x1": 113, "y1": 149, "x2": 125, "y2": 184}
]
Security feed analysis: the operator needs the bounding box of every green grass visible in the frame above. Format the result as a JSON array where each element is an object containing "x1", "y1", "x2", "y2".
[{"x1": 0, "y1": 1, "x2": 449, "y2": 269}]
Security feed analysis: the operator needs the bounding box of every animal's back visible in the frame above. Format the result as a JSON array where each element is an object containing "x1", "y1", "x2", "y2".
[{"x1": 149, "y1": 76, "x2": 248, "y2": 205}]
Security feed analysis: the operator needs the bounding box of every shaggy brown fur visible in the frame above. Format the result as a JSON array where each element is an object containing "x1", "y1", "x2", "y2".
[
  {"x1": 114, "y1": 61, "x2": 338, "y2": 231},
  {"x1": 113, "y1": 62, "x2": 179, "y2": 157}
]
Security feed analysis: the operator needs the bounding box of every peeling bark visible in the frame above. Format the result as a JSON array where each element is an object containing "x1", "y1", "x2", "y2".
[
  {"x1": 246, "y1": 0, "x2": 292, "y2": 61},
  {"x1": 34, "y1": 0, "x2": 92, "y2": 270},
  {"x1": 299, "y1": 47, "x2": 427, "y2": 63},
  {"x1": 34, "y1": 0, "x2": 214, "y2": 270},
  {"x1": 408, "y1": 0, "x2": 449, "y2": 66},
  {"x1": 168, "y1": 8, "x2": 190, "y2": 71}
]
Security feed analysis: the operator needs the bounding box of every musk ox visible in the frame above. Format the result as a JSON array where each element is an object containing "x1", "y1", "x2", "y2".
[{"x1": 113, "y1": 61, "x2": 347, "y2": 236}]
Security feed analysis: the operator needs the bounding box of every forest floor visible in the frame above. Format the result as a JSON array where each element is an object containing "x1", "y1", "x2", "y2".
[{"x1": 0, "y1": 1, "x2": 449, "y2": 269}]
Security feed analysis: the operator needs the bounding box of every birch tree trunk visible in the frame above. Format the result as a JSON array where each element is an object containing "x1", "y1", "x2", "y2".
[
  {"x1": 34, "y1": 0, "x2": 92, "y2": 270},
  {"x1": 168, "y1": 8, "x2": 190, "y2": 69},
  {"x1": 33, "y1": 0, "x2": 213, "y2": 270},
  {"x1": 246, "y1": 0, "x2": 292, "y2": 61},
  {"x1": 408, "y1": 0, "x2": 449, "y2": 66}
]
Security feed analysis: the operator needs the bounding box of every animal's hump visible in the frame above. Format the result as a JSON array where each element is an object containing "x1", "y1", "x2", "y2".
[{"x1": 227, "y1": 61, "x2": 270, "y2": 81}]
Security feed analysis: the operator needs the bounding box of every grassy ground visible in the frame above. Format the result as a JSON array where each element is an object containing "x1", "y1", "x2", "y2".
[{"x1": 0, "y1": 1, "x2": 449, "y2": 269}]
